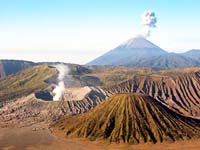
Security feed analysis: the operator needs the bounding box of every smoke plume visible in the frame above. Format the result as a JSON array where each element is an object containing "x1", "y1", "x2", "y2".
[
  {"x1": 53, "y1": 64, "x2": 68, "y2": 101},
  {"x1": 141, "y1": 10, "x2": 157, "y2": 37}
]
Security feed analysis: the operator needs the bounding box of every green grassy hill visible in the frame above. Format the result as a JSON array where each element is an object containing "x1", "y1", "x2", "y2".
[{"x1": 0, "y1": 65, "x2": 56, "y2": 103}]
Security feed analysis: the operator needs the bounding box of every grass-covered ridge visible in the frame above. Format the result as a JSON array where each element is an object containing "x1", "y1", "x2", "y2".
[
  {"x1": 0, "y1": 65, "x2": 56, "y2": 102},
  {"x1": 53, "y1": 93, "x2": 200, "y2": 144}
]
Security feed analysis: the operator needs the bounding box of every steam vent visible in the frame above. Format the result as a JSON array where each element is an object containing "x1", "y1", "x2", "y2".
[{"x1": 52, "y1": 93, "x2": 200, "y2": 144}]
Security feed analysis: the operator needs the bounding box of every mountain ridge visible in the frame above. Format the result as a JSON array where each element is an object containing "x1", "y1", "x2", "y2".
[
  {"x1": 87, "y1": 37, "x2": 200, "y2": 69},
  {"x1": 105, "y1": 70, "x2": 200, "y2": 117}
]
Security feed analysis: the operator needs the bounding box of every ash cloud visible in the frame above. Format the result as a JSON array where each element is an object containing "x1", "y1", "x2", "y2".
[{"x1": 141, "y1": 10, "x2": 157, "y2": 37}]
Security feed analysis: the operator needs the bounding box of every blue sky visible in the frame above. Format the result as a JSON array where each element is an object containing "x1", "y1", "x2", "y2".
[{"x1": 1, "y1": 0, "x2": 200, "y2": 64}]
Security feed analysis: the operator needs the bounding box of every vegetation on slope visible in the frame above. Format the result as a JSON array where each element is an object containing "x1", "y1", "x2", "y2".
[
  {"x1": 53, "y1": 94, "x2": 200, "y2": 144},
  {"x1": 0, "y1": 65, "x2": 56, "y2": 103},
  {"x1": 157, "y1": 67, "x2": 200, "y2": 76},
  {"x1": 77, "y1": 66, "x2": 200, "y2": 87},
  {"x1": 85, "y1": 66, "x2": 153, "y2": 86}
]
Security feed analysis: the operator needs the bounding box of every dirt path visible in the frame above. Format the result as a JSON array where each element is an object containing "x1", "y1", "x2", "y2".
[
  {"x1": 0, "y1": 126, "x2": 54, "y2": 150},
  {"x1": 1, "y1": 126, "x2": 200, "y2": 150}
]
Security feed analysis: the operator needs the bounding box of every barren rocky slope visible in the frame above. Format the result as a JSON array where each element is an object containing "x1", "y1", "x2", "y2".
[
  {"x1": 52, "y1": 94, "x2": 200, "y2": 144},
  {"x1": 106, "y1": 71, "x2": 200, "y2": 117},
  {"x1": 0, "y1": 66, "x2": 199, "y2": 128},
  {"x1": 0, "y1": 87, "x2": 107, "y2": 127}
]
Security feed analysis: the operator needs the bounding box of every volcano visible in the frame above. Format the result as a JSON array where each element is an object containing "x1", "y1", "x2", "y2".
[
  {"x1": 88, "y1": 36, "x2": 167, "y2": 66},
  {"x1": 52, "y1": 93, "x2": 200, "y2": 144},
  {"x1": 87, "y1": 36, "x2": 199, "y2": 69}
]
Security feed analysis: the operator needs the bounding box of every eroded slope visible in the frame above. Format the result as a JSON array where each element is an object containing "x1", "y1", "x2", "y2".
[
  {"x1": 106, "y1": 71, "x2": 200, "y2": 117},
  {"x1": 53, "y1": 94, "x2": 200, "y2": 144}
]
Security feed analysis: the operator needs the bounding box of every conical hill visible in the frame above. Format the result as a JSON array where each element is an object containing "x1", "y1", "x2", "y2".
[{"x1": 53, "y1": 93, "x2": 200, "y2": 144}]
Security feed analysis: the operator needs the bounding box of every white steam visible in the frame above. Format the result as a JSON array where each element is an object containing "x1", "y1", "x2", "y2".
[
  {"x1": 53, "y1": 64, "x2": 68, "y2": 101},
  {"x1": 141, "y1": 10, "x2": 157, "y2": 37}
]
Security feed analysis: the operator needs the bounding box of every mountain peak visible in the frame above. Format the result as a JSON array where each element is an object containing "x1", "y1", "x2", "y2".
[
  {"x1": 87, "y1": 36, "x2": 167, "y2": 66},
  {"x1": 120, "y1": 36, "x2": 161, "y2": 49}
]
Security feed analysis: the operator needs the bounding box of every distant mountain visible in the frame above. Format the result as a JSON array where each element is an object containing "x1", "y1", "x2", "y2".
[
  {"x1": 181, "y1": 49, "x2": 200, "y2": 64},
  {"x1": 88, "y1": 36, "x2": 167, "y2": 66},
  {"x1": 87, "y1": 36, "x2": 200, "y2": 69},
  {"x1": 134, "y1": 53, "x2": 196, "y2": 69},
  {"x1": 53, "y1": 93, "x2": 200, "y2": 143}
]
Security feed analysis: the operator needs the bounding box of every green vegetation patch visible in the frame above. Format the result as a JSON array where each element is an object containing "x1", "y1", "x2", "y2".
[{"x1": 0, "y1": 65, "x2": 56, "y2": 102}]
